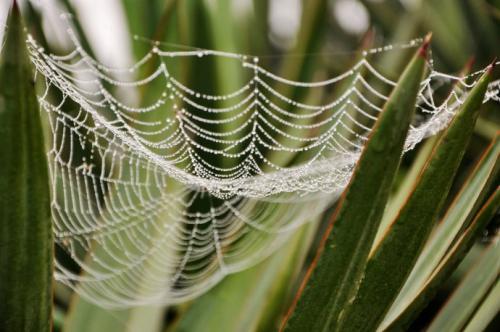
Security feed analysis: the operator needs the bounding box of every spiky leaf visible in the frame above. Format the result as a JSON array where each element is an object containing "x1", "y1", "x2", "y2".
[
  {"x1": 0, "y1": 6, "x2": 53, "y2": 332},
  {"x1": 281, "y1": 37, "x2": 429, "y2": 332}
]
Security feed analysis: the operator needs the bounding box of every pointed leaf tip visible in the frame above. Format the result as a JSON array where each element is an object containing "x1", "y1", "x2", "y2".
[
  {"x1": 11, "y1": 0, "x2": 19, "y2": 13},
  {"x1": 419, "y1": 33, "x2": 432, "y2": 58},
  {"x1": 487, "y1": 58, "x2": 497, "y2": 74},
  {"x1": 361, "y1": 28, "x2": 375, "y2": 50},
  {"x1": 0, "y1": 0, "x2": 53, "y2": 329},
  {"x1": 281, "y1": 39, "x2": 427, "y2": 332}
]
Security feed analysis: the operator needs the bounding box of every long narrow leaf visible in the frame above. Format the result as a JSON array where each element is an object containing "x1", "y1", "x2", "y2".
[
  {"x1": 0, "y1": 5, "x2": 53, "y2": 332},
  {"x1": 339, "y1": 63, "x2": 493, "y2": 331},
  {"x1": 388, "y1": 131, "x2": 500, "y2": 318},
  {"x1": 384, "y1": 187, "x2": 500, "y2": 331},
  {"x1": 374, "y1": 57, "x2": 474, "y2": 246},
  {"x1": 427, "y1": 238, "x2": 500, "y2": 332},
  {"x1": 463, "y1": 279, "x2": 500, "y2": 332},
  {"x1": 281, "y1": 36, "x2": 429, "y2": 332},
  {"x1": 373, "y1": 135, "x2": 437, "y2": 249}
]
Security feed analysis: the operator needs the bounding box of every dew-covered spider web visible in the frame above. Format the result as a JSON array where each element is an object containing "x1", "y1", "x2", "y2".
[{"x1": 26, "y1": 29, "x2": 499, "y2": 308}]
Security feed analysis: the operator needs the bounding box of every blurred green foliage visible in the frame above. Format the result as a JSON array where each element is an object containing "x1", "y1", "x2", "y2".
[{"x1": 1, "y1": 0, "x2": 498, "y2": 331}]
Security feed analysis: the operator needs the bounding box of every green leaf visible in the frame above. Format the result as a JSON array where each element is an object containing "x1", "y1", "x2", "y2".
[
  {"x1": 250, "y1": 0, "x2": 270, "y2": 54},
  {"x1": 359, "y1": 0, "x2": 403, "y2": 36},
  {"x1": 384, "y1": 187, "x2": 500, "y2": 331},
  {"x1": 203, "y1": 0, "x2": 244, "y2": 90},
  {"x1": 266, "y1": 0, "x2": 329, "y2": 166},
  {"x1": 387, "y1": 131, "x2": 500, "y2": 320},
  {"x1": 427, "y1": 239, "x2": 500, "y2": 332},
  {"x1": 281, "y1": 37, "x2": 429, "y2": 332},
  {"x1": 475, "y1": 117, "x2": 500, "y2": 141},
  {"x1": 338, "y1": 64, "x2": 493, "y2": 331},
  {"x1": 0, "y1": 5, "x2": 53, "y2": 332},
  {"x1": 376, "y1": 57, "x2": 475, "y2": 246},
  {"x1": 463, "y1": 279, "x2": 500, "y2": 332},
  {"x1": 279, "y1": 0, "x2": 328, "y2": 86},
  {"x1": 420, "y1": 0, "x2": 472, "y2": 68},
  {"x1": 121, "y1": 0, "x2": 166, "y2": 60},
  {"x1": 374, "y1": 135, "x2": 438, "y2": 249}
]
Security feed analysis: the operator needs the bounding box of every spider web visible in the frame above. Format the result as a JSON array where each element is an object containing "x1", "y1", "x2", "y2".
[{"x1": 26, "y1": 31, "x2": 499, "y2": 308}]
